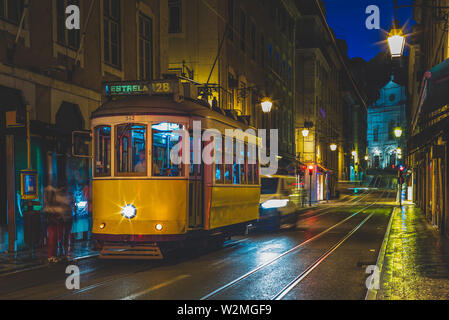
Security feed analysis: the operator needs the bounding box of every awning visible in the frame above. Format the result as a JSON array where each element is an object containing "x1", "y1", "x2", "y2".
[{"x1": 416, "y1": 58, "x2": 449, "y2": 117}]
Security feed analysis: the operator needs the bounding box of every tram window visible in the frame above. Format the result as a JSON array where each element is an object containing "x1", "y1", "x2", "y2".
[
  {"x1": 116, "y1": 124, "x2": 147, "y2": 175},
  {"x1": 247, "y1": 144, "x2": 254, "y2": 185},
  {"x1": 189, "y1": 135, "x2": 202, "y2": 177},
  {"x1": 233, "y1": 140, "x2": 241, "y2": 185},
  {"x1": 254, "y1": 146, "x2": 260, "y2": 184},
  {"x1": 215, "y1": 136, "x2": 223, "y2": 183},
  {"x1": 94, "y1": 126, "x2": 111, "y2": 176},
  {"x1": 152, "y1": 122, "x2": 184, "y2": 177},
  {"x1": 224, "y1": 137, "x2": 233, "y2": 184}
]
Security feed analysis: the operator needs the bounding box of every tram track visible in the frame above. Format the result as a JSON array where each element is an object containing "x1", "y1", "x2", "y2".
[
  {"x1": 294, "y1": 176, "x2": 380, "y2": 224},
  {"x1": 52, "y1": 182, "x2": 387, "y2": 300},
  {"x1": 200, "y1": 188, "x2": 391, "y2": 300},
  {"x1": 272, "y1": 192, "x2": 392, "y2": 300}
]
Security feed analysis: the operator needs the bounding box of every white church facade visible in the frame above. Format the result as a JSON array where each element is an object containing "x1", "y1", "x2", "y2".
[{"x1": 367, "y1": 77, "x2": 407, "y2": 169}]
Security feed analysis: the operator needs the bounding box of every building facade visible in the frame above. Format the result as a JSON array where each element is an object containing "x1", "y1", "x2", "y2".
[
  {"x1": 367, "y1": 77, "x2": 407, "y2": 169},
  {"x1": 0, "y1": 0, "x2": 168, "y2": 252},
  {"x1": 407, "y1": 0, "x2": 449, "y2": 236},
  {"x1": 295, "y1": 0, "x2": 367, "y2": 202},
  {"x1": 166, "y1": 0, "x2": 299, "y2": 162}
]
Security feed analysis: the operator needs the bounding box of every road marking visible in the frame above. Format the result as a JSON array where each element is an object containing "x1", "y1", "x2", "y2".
[{"x1": 121, "y1": 274, "x2": 190, "y2": 300}]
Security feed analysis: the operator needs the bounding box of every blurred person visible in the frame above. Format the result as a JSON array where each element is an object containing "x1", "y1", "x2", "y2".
[
  {"x1": 44, "y1": 184, "x2": 74, "y2": 263},
  {"x1": 135, "y1": 151, "x2": 146, "y2": 173}
]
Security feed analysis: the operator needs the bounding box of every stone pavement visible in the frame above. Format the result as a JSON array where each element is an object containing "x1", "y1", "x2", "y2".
[
  {"x1": 377, "y1": 205, "x2": 449, "y2": 300},
  {"x1": 0, "y1": 240, "x2": 100, "y2": 276}
]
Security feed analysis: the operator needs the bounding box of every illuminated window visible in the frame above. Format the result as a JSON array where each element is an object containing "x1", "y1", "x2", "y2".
[
  {"x1": 139, "y1": 13, "x2": 153, "y2": 80},
  {"x1": 56, "y1": 0, "x2": 80, "y2": 50},
  {"x1": 224, "y1": 137, "x2": 233, "y2": 184},
  {"x1": 116, "y1": 124, "x2": 147, "y2": 175},
  {"x1": 103, "y1": 0, "x2": 121, "y2": 68},
  {"x1": 94, "y1": 126, "x2": 111, "y2": 177},
  {"x1": 215, "y1": 136, "x2": 223, "y2": 183},
  {"x1": 152, "y1": 123, "x2": 184, "y2": 177}
]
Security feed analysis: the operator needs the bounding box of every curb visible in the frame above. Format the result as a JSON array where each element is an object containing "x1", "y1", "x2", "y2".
[{"x1": 365, "y1": 206, "x2": 398, "y2": 300}]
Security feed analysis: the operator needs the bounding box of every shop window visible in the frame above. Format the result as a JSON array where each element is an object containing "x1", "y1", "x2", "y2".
[
  {"x1": 116, "y1": 124, "x2": 147, "y2": 175},
  {"x1": 94, "y1": 126, "x2": 111, "y2": 177},
  {"x1": 152, "y1": 122, "x2": 184, "y2": 177}
]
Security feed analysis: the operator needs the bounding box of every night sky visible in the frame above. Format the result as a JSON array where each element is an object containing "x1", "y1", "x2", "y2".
[{"x1": 323, "y1": 0, "x2": 415, "y2": 61}]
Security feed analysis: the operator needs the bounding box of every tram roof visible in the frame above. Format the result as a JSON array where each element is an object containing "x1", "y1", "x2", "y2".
[{"x1": 92, "y1": 95, "x2": 253, "y2": 130}]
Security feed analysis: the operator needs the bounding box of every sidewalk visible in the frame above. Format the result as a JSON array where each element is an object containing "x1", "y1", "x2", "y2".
[
  {"x1": 0, "y1": 239, "x2": 100, "y2": 277},
  {"x1": 375, "y1": 205, "x2": 449, "y2": 300}
]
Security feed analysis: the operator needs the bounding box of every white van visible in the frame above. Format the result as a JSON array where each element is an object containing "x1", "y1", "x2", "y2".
[{"x1": 258, "y1": 175, "x2": 302, "y2": 230}]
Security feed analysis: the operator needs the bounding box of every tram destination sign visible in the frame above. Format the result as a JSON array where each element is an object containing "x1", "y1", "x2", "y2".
[{"x1": 103, "y1": 80, "x2": 177, "y2": 97}]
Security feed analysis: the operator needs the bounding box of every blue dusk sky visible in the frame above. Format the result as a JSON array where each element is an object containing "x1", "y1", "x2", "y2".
[{"x1": 323, "y1": 0, "x2": 415, "y2": 61}]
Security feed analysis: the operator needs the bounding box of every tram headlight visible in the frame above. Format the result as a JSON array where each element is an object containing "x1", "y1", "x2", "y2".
[
  {"x1": 122, "y1": 204, "x2": 137, "y2": 219},
  {"x1": 155, "y1": 224, "x2": 163, "y2": 231},
  {"x1": 261, "y1": 199, "x2": 289, "y2": 210}
]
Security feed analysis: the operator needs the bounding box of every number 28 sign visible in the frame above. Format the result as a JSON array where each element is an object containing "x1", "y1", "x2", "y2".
[{"x1": 104, "y1": 80, "x2": 176, "y2": 97}]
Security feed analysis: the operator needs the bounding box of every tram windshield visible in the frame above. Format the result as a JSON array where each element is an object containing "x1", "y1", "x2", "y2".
[
  {"x1": 116, "y1": 124, "x2": 147, "y2": 175},
  {"x1": 152, "y1": 122, "x2": 184, "y2": 177}
]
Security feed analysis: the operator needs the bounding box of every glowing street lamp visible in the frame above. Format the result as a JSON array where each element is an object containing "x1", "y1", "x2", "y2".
[
  {"x1": 261, "y1": 99, "x2": 273, "y2": 113},
  {"x1": 330, "y1": 143, "x2": 337, "y2": 152},
  {"x1": 394, "y1": 127, "x2": 403, "y2": 138},
  {"x1": 388, "y1": 28, "x2": 406, "y2": 58},
  {"x1": 302, "y1": 128, "x2": 310, "y2": 137}
]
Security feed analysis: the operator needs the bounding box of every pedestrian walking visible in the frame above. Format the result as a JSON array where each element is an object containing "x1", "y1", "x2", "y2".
[{"x1": 43, "y1": 184, "x2": 74, "y2": 263}]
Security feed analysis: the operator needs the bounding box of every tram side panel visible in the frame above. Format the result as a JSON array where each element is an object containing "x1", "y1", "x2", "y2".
[
  {"x1": 92, "y1": 179, "x2": 189, "y2": 237},
  {"x1": 208, "y1": 185, "x2": 260, "y2": 231}
]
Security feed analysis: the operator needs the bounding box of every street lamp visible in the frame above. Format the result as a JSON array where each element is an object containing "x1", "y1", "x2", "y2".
[
  {"x1": 302, "y1": 128, "x2": 310, "y2": 137},
  {"x1": 388, "y1": 27, "x2": 406, "y2": 58},
  {"x1": 330, "y1": 143, "x2": 337, "y2": 152},
  {"x1": 261, "y1": 99, "x2": 273, "y2": 113},
  {"x1": 394, "y1": 127, "x2": 403, "y2": 138}
]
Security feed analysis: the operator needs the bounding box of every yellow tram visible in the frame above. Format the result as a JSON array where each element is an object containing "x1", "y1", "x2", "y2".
[{"x1": 91, "y1": 79, "x2": 261, "y2": 259}]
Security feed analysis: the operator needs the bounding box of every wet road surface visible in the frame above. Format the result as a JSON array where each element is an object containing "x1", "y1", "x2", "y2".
[{"x1": 0, "y1": 187, "x2": 395, "y2": 300}]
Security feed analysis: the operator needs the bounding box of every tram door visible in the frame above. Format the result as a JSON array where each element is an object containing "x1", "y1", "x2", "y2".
[
  {"x1": 189, "y1": 163, "x2": 203, "y2": 228},
  {"x1": 188, "y1": 137, "x2": 204, "y2": 228}
]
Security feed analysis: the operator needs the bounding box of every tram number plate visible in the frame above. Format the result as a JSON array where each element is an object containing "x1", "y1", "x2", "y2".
[{"x1": 151, "y1": 82, "x2": 172, "y2": 94}]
